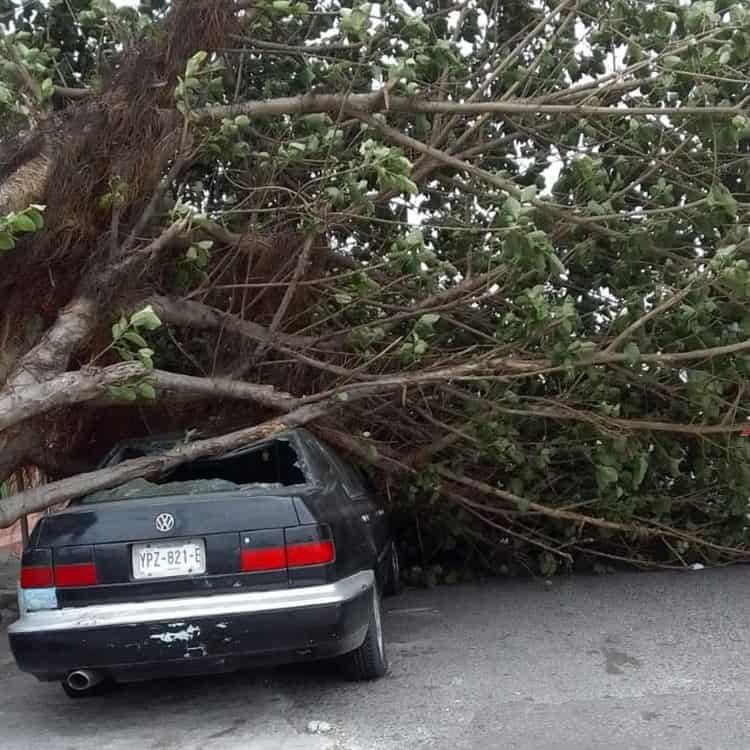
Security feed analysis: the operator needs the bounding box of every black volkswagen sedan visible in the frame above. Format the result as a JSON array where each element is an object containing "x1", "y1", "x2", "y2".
[{"x1": 8, "y1": 428, "x2": 400, "y2": 696}]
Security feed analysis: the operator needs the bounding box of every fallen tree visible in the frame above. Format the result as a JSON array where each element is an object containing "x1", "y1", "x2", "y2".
[{"x1": 2, "y1": 0, "x2": 750, "y2": 573}]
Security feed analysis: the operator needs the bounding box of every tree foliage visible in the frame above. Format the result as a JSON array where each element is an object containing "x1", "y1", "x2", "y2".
[{"x1": 2, "y1": 0, "x2": 750, "y2": 573}]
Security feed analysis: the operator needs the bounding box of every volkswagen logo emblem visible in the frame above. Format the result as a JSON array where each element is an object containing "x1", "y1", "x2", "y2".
[{"x1": 154, "y1": 512, "x2": 175, "y2": 533}]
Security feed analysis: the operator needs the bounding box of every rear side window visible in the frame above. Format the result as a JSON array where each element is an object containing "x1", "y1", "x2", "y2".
[
  {"x1": 315, "y1": 443, "x2": 367, "y2": 498},
  {"x1": 80, "y1": 438, "x2": 307, "y2": 504}
]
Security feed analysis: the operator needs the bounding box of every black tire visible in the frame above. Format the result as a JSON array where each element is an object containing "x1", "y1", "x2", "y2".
[
  {"x1": 342, "y1": 585, "x2": 388, "y2": 681},
  {"x1": 382, "y1": 543, "x2": 402, "y2": 597}
]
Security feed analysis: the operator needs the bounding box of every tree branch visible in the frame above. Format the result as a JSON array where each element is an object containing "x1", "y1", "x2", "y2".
[
  {"x1": 2, "y1": 297, "x2": 98, "y2": 391},
  {"x1": 149, "y1": 296, "x2": 322, "y2": 351},
  {"x1": 53, "y1": 85, "x2": 92, "y2": 100},
  {"x1": 147, "y1": 370, "x2": 297, "y2": 411},
  {"x1": 438, "y1": 469, "x2": 749, "y2": 558},
  {"x1": 0, "y1": 362, "x2": 145, "y2": 432},
  {"x1": 254, "y1": 234, "x2": 315, "y2": 358},
  {"x1": 0, "y1": 395, "x2": 349, "y2": 528},
  {"x1": 197, "y1": 92, "x2": 743, "y2": 124},
  {"x1": 354, "y1": 112, "x2": 625, "y2": 240},
  {"x1": 604, "y1": 285, "x2": 693, "y2": 354}
]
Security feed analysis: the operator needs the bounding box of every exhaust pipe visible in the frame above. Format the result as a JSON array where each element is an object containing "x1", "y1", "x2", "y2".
[{"x1": 65, "y1": 670, "x2": 104, "y2": 693}]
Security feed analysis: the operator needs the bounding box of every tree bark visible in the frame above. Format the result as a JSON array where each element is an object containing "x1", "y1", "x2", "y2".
[
  {"x1": 0, "y1": 362, "x2": 145, "y2": 432},
  {"x1": 3, "y1": 297, "x2": 98, "y2": 391}
]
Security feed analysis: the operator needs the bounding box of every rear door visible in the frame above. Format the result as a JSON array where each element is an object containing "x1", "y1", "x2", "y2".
[{"x1": 312, "y1": 440, "x2": 388, "y2": 562}]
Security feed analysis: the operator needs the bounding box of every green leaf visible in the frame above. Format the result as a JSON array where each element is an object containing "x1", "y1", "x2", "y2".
[
  {"x1": 632, "y1": 455, "x2": 649, "y2": 489},
  {"x1": 129, "y1": 305, "x2": 162, "y2": 331},
  {"x1": 137, "y1": 350, "x2": 154, "y2": 369},
  {"x1": 713, "y1": 244, "x2": 736, "y2": 266},
  {"x1": 107, "y1": 385, "x2": 137, "y2": 401},
  {"x1": 596, "y1": 465, "x2": 619, "y2": 490},
  {"x1": 340, "y1": 3, "x2": 372, "y2": 39},
  {"x1": 623, "y1": 342, "x2": 641, "y2": 366},
  {"x1": 0, "y1": 232, "x2": 15, "y2": 251},
  {"x1": 539, "y1": 552, "x2": 558, "y2": 577},
  {"x1": 505, "y1": 196, "x2": 522, "y2": 220},
  {"x1": 28, "y1": 208, "x2": 44, "y2": 230},
  {"x1": 10, "y1": 214, "x2": 37, "y2": 233},
  {"x1": 547, "y1": 252, "x2": 566, "y2": 276},
  {"x1": 185, "y1": 50, "x2": 208, "y2": 78},
  {"x1": 137, "y1": 382, "x2": 157, "y2": 400},
  {"x1": 232, "y1": 141, "x2": 251, "y2": 159},
  {"x1": 40, "y1": 77, "x2": 54, "y2": 99},
  {"x1": 418, "y1": 313, "x2": 440, "y2": 328},
  {"x1": 387, "y1": 173, "x2": 418, "y2": 194},
  {"x1": 123, "y1": 330, "x2": 149, "y2": 349},
  {"x1": 707, "y1": 184, "x2": 738, "y2": 218}
]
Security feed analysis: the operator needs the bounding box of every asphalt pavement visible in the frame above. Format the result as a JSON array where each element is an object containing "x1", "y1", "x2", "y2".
[{"x1": 2, "y1": 564, "x2": 750, "y2": 749}]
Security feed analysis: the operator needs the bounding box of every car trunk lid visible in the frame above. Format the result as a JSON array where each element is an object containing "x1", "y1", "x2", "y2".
[
  {"x1": 35, "y1": 489, "x2": 301, "y2": 547},
  {"x1": 31, "y1": 488, "x2": 306, "y2": 608}
]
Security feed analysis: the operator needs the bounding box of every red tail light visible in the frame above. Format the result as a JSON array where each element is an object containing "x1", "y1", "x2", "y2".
[
  {"x1": 54, "y1": 563, "x2": 98, "y2": 588},
  {"x1": 286, "y1": 540, "x2": 335, "y2": 567},
  {"x1": 240, "y1": 547, "x2": 287, "y2": 572},
  {"x1": 240, "y1": 526, "x2": 336, "y2": 573},
  {"x1": 20, "y1": 566, "x2": 54, "y2": 589}
]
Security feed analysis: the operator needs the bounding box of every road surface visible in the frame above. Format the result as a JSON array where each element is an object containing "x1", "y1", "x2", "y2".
[{"x1": 2, "y1": 566, "x2": 749, "y2": 749}]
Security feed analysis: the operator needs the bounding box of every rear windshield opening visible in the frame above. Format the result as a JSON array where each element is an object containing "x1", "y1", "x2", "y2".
[
  {"x1": 80, "y1": 438, "x2": 307, "y2": 504},
  {"x1": 170, "y1": 440, "x2": 305, "y2": 486}
]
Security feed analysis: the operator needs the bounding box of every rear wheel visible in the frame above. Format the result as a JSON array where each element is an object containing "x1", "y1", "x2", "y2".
[
  {"x1": 342, "y1": 585, "x2": 388, "y2": 680},
  {"x1": 382, "y1": 543, "x2": 401, "y2": 597}
]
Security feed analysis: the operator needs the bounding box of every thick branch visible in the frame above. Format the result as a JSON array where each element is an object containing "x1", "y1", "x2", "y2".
[
  {"x1": 3, "y1": 297, "x2": 98, "y2": 391},
  {"x1": 198, "y1": 93, "x2": 743, "y2": 124},
  {"x1": 0, "y1": 362, "x2": 300, "y2": 437},
  {"x1": 0, "y1": 362, "x2": 145, "y2": 432},
  {"x1": 148, "y1": 370, "x2": 297, "y2": 411},
  {"x1": 2, "y1": 223, "x2": 188, "y2": 396},
  {"x1": 0, "y1": 397, "x2": 343, "y2": 527}
]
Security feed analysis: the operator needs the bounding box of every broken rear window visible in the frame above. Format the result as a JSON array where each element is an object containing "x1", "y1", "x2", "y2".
[{"x1": 79, "y1": 437, "x2": 307, "y2": 504}]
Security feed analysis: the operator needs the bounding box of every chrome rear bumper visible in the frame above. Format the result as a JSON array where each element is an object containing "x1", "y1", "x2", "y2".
[{"x1": 10, "y1": 570, "x2": 373, "y2": 634}]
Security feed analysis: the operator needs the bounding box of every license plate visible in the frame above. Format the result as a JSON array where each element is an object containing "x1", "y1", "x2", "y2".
[{"x1": 132, "y1": 538, "x2": 206, "y2": 580}]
